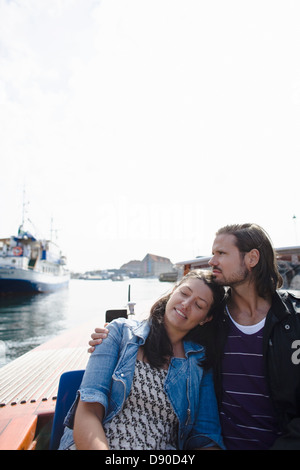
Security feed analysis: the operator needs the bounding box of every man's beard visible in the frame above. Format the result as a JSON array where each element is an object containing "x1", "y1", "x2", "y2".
[{"x1": 213, "y1": 264, "x2": 250, "y2": 288}]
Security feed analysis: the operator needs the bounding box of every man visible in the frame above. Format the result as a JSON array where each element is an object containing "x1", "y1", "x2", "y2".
[
  {"x1": 209, "y1": 223, "x2": 300, "y2": 450},
  {"x1": 89, "y1": 223, "x2": 300, "y2": 450}
]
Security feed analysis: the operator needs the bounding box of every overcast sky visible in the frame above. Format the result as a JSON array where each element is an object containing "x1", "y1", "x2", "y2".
[{"x1": 1, "y1": 0, "x2": 299, "y2": 272}]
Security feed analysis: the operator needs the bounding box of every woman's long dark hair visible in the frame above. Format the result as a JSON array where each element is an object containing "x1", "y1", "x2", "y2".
[{"x1": 143, "y1": 269, "x2": 225, "y2": 369}]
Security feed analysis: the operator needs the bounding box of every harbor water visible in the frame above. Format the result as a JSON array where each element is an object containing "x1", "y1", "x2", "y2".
[{"x1": 0, "y1": 278, "x2": 175, "y2": 368}]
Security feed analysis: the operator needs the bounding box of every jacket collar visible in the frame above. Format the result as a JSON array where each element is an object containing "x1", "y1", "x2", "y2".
[
  {"x1": 183, "y1": 341, "x2": 205, "y2": 356},
  {"x1": 130, "y1": 320, "x2": 205, "y2": 355},
  {"x1": 263, "y1": 291, "x2": 294, "y2": 355},
  {"x1": 269, "y1": 290, "x2": 292, "y2": 321},
  {"x1": 131, "y1": 320, "x2": 150, "y2": 343}
]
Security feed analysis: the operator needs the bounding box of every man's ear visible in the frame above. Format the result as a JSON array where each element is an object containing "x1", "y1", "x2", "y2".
[{"x1": 245, "y1": 248, "x2": 260, "y2": 269}]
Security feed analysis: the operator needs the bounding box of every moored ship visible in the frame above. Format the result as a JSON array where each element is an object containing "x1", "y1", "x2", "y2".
[{"x1": 0, "y1": 227, "x2": 70, "y2": 295}]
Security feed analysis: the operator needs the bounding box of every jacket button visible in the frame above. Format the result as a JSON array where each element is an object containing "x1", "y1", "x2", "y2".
[
  {"x1": 121, "y1": 373, "x2": 124, "y2": 377},
  {"x1": 285, "y1": 324, "x2": 290, "y2": 330}
]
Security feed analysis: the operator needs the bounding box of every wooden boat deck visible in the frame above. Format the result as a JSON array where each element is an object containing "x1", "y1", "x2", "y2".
[{"x1": 0, "y1": 320, "x2": 96, "y2": 450}]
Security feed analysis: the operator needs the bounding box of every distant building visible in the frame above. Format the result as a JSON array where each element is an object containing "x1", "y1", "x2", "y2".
[
  {"x1": 120, "y1": 260, "x2": 143, "y2": 277},
  {"x1": 121, "y1": 253, "x2": 174, "y2": 278},
  {"x1": 141, "y1": 253, "x2": 173, "y2": 277}
]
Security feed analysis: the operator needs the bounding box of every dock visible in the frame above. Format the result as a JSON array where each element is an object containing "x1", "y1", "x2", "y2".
[{"x1": 0, "y1": 320, "x2": 96, "y2": 450}]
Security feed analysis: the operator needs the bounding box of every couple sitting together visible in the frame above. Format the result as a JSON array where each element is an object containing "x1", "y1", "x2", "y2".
[{"x1": 59, "y1": 223, "x2": 300, "y2": 451}]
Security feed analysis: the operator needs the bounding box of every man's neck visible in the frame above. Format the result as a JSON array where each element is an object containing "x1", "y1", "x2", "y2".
[{"x1": 227, "y1": 283, "x2": 272, "y2": 326}]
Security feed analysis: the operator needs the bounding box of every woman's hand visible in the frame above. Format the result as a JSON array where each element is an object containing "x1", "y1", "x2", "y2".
[{"x1": 88, "y1": 326, "x2": 109, "y2": 353}]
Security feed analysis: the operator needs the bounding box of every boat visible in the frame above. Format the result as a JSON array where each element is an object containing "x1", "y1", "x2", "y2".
[
  {"x1": 0, "y1": 321, "x2": 92, "y2": 450},
  {"x1": 0, "y1": 227, "x2": 70, "y2": 295},
  {"x1": 159, "y1": 271, "x2": 178, "y2": 282},
  {"x1": 175, "y1": 246, "x2": 300, "y2": 290},
  {"x1": 79, "y1": 273, "x2": 106, "y2": 280},
  {"x1": 1, "y1": 246, "x2": 299, "y2": 450},
  {"x1": 175, "y1": 255, "x2": 212, "y2": 275},
  {"x1": 0, "y1": 306, "x2": 133, "y2": 450}
]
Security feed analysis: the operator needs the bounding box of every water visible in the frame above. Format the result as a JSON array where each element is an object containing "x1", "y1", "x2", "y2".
[{"x1": 0, "y1": 278, "x2": 174, "y2": 367}]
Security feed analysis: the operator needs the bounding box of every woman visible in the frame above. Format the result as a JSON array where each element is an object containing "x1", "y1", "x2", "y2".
[{"x1": 59, "y1": 270, "x2": 225, "y2": 450}]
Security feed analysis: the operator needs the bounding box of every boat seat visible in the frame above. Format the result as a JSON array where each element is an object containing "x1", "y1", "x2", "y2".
[
  {"x1": 105, "y1": 309, "x2": 127, "y2": 322},
  {"x1": 49, "y1": 369, "x2": 84, "y2": 450},
  {"x1": 49, "y1": 311, "x2": 128, "y2": 449}
]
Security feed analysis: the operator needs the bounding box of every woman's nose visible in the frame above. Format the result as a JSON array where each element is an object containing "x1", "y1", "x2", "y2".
[{"x1": 182, "y1": 298, "x2": 192, "y2": 309}]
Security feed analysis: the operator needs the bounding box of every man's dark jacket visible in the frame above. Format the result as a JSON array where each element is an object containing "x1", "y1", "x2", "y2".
[{"x1": 211, "y1": 290, "x2": 300, "y2": 450}]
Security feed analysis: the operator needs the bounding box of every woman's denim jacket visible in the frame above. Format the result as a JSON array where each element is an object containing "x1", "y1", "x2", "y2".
[{"x1": 59, "y1": 318, "x2": 225, "y2": 450}]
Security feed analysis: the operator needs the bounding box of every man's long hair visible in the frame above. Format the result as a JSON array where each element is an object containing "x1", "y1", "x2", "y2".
[{"x1": 216, "y1": 223, "x2": 283, "y2": 298}]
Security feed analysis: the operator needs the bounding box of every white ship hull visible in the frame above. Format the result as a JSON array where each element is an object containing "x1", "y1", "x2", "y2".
[
  {"x1": 0, "y1": 265, "x2": 70, "y2": 293},
  {"x1": 0, "y1": 231, "x2": 70, "y2": 294}
]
